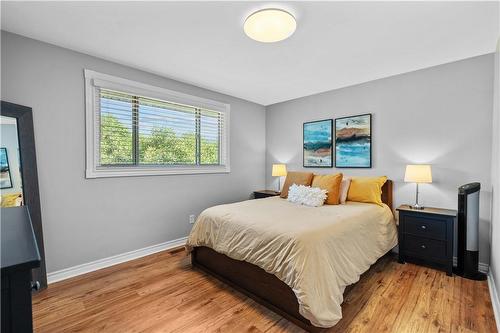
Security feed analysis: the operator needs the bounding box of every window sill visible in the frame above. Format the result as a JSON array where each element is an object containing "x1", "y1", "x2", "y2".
[{"x1": 85, "y1": 165, "x2": 230, "y2": 179}]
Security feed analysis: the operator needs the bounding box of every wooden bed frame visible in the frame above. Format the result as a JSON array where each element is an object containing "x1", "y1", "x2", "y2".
[{"x1": 191, "y1": 180, "x2": 393, "y2": 332}]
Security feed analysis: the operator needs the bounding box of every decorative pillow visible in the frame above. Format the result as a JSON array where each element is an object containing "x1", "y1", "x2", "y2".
[
  {"x1": 287, "y1": 184, "x2": 327, "y2": 207},
  {"x1": 347, "y1": 176, "x2": 387, "y2": 206},
  {"x1": 311, "y1": 173, "x2": 343, "y2": 205},
  {"x1": 280, "y1": 171, "x2": 314, "y2": 198},
  {"x1": 339, "y1": 178, "x2": 351, "y2": 204}
]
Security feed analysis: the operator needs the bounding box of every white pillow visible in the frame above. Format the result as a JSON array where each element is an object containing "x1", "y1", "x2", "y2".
[
  {"x1": 339, "y1": 178, "x2": 351, "y2": 204},
  {"x1": 287, "y1": 184, "x2": 327, "y2": 207}
]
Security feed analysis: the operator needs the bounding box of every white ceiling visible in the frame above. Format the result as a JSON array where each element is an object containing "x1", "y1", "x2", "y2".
[{"x1": 1, "y1": 1, "x2": 498, "y2": 106}]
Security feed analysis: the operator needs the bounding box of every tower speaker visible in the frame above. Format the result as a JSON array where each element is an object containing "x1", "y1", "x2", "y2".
[{"x1": 455, "y1": 182, "x2": 486, "y2": 280}]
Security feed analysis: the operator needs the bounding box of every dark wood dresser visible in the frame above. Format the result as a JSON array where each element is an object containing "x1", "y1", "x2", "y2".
[
  {"x1": 1, "y1": 207, "x2": 41, "y2": 333},
  {"x1": 397, "y1": 205, "x2": 456, "y2": 276}
]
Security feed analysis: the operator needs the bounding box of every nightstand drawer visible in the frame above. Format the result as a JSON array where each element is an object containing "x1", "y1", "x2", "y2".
[
  {"x1": 404, "y1": 215, "x2": 446, "y2": 240},
  {"x1": 403, "y1": 234, "x2": 447, "y2": 261}
]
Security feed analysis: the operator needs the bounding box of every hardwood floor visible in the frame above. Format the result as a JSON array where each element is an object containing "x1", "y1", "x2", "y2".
[{"x1": 33, "y1": 247, "x2": 497, "y2": 333}]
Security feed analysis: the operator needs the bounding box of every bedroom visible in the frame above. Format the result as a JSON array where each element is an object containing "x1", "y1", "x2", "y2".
[{"x1": 0, "y1": 1, "x2": 499, "y2": 332}]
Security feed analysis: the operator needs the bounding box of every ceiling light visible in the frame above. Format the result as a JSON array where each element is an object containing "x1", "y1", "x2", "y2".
[{"x1": 244, "y1": 9, "x2": 296, "y2": 43}]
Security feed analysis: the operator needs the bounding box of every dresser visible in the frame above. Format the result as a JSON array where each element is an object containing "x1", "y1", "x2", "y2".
[
  {"x1": 397, "y1": 205, "x2": 457, "y2": 276},
  {"x1": 1, "y1": 207, "x2": 41, "y2": 333}
]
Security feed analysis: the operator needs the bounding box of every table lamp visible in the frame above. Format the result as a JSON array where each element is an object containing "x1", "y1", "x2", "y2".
[
  {"x1": 404, "y1": 164, "x2": 432, "y2": 209},
  {"x1": 272, "y1": 164, "x2": 287, "y2": 192}
]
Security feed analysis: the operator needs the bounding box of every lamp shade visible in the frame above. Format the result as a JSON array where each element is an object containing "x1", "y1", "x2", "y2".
[
  {"x1": 272, "y1": 164, "x2": 287, "y2": 177},
  {"x1": 404, "y1": 165, "x2": 432, "y2": 183}
]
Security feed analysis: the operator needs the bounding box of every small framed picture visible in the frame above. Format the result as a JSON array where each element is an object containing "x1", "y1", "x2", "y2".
[
  {"x1": 335, "y1": 114, "x2": 372, "y2": 168},
  {"x1": 303, "y1": 119, "x2": 333, "y2": 168}
]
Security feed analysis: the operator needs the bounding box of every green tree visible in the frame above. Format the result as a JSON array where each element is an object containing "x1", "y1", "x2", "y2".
[
  {"x1": 140, "y1": 128, "x2": 196, "y2": 164},
  {"x1": 100, "y1": 114, "x2": 133, "y2": 165},
  {"x1": 100, "y1": 114, "x2": 219, "y2": 165},
  {"x1": 200, "y1": 138, "x2": 219, "y2": 164}
]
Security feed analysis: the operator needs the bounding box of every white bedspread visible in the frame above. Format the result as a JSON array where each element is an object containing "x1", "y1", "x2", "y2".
[{"x1": 186, "y1": 197, "x2": 397, "y2": 328}]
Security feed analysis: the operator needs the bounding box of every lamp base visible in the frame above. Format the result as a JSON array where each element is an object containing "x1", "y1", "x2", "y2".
[
  {"x1": 410, "y1": 183, "x2": 424, "y2": 210},
  {"x1": 410, "y1": 204, "x2": 425, "y2": 210}
]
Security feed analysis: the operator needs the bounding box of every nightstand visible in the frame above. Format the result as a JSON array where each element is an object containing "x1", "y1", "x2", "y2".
[
  {"x1": 253, "y1": 190, "x2": 280, "y2": 199},
  {"x1": 397, "y1": 205, "x2": 457, "y2": 276}
]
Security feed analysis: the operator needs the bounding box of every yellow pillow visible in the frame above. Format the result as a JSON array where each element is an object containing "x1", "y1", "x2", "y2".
[
  {"x1": 347, "y1": 176, "x2": 387, "y2": 206},
  {"x1": 311, "y1": 173, "x2": 343, "y2": 205},
  {"x1": 280, "y1": 171, "x2": 314, "y2": 198}
]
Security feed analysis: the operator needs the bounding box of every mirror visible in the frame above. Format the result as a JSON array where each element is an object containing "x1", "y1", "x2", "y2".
[
  {"x1": 0, "y1": 101, "x2": 47, "y2": 289},
  {"x1": 0, "y1": 116, "x2": 24, "y2": 207}
]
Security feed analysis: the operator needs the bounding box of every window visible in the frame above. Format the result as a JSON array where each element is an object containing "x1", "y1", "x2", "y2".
[{"x1": 85, "y1": 70, "x2": 229, "y2": 178}]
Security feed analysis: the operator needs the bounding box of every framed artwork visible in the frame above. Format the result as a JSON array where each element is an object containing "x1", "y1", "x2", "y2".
[
  {"x1": 335, "y1": 114, "x2": 372, "y2": 168},
  {"x1": 303, "y1": 119, "x2": 333, "y2": 168},
  {"x1": 0, "y1": 148, "x2": 13, "y2": 189}
]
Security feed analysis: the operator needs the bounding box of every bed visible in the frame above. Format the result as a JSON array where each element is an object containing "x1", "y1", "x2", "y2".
[{"x1": 187, "y1": 180, "x2": 396, "y2": 332}]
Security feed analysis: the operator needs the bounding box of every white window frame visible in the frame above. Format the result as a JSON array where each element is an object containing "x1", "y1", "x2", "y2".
[{"x1": 84, "y1": 69, "x2": 230, "y2": 178}]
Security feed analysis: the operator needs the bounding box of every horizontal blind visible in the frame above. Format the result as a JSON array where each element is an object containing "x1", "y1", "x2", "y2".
[
  {"x1": 138, "y1": 96, "x2": 197, "y2": 165},
  {"x1": 97, "y1": 88, "x2": 224, "y2": 167},
  {"x1": 99, "y1": 89, "x2": 134, "y2": 165},
  {"x1": 200, "y1": 109, "x2": 221, "y2": 165}
]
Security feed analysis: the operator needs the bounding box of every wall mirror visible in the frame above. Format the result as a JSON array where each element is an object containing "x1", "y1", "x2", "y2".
[{"x1": 0, "y1": 101, "x2": 47, "y2": 289}]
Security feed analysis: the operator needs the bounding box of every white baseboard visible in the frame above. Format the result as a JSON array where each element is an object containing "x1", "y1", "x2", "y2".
[
  {"x1": 488, "y1": 272, "x2": 500, "y2": 332},
  {"x1": 480, "y1": 262, "x2": 490, "y2": 274},
  {"x1": 452, "y1": 257, "x2": 489, "y2": 273},
  {"x1": 47, "y1": 236, "x2": 187, "y2": 284}
]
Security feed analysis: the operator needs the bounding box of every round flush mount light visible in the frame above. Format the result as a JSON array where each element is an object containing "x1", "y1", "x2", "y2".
[{"x1": 244, "y1": 8, "x2": 296, "y2": 43}]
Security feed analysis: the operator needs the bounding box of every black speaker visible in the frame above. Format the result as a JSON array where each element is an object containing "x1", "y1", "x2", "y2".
[{"x1": 455, "y1": 182, "x2": 486, "y2": 280}]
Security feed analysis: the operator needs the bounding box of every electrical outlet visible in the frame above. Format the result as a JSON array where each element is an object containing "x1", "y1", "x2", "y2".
[{"x1": 189, "y1": 214, "x2": 196, "y2": 224}]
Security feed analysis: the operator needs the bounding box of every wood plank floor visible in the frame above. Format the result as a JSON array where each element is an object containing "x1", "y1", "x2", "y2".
[{"x1": 33, "y1": 247, "x2": 497, "y2": 333}]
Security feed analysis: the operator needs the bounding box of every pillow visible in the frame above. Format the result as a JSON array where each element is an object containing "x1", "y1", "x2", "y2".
[
  {"x1": 280, "y1": 171, "x2": 314, "y2": 198},
  {"x1": 347, "y1": 176, "x2": 387, "y2": 206},
  {"x1": 287, "y1": 184, "x2": 327, "y2": 207},
  {"x1": 339, "y1": 178, "x2": 351, "y2": 204},
  {"x1": 311, "y1": 173, "x2": 343, "y2": 205}
]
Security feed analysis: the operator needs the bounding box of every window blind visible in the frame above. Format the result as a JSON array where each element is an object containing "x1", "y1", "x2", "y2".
[
  {"x1": 99, "y1": 90, "x2": 134, "y2": 165},
  {"x1": 200, "y1": 109, "x2": 221, "y2": 165},
  {"x1": 98, "y1": 88, "x2": 223, "y2": 167}
]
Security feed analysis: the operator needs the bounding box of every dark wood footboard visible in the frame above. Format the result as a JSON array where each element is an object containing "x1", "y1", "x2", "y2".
[{"x1": 191, "y1": 246, "x2": 326, "y2": 332}]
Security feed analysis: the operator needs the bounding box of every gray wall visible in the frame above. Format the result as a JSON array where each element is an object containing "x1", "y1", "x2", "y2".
[
  {"x1": 490, "y1": 39, "x2": 500, "y2": 297},
  {"x1": 1, "y1": 31, "x2": 266, "y2": 273},
  {"x1": 0, "y1": 123, "x2": 22, "y2": 194},
  {"x1": 266, "y1": 55, "x2": 494, "y2": 264}
]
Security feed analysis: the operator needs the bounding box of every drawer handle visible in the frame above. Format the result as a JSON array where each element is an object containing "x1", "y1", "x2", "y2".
[
  {"x1": 421, "y1": 245, "x2": 426, "y2": 249},
  {"x1": 421, "y1": 225, "x2": 427, "y2": 230},
  {"x1": 31, "y1": 281, "x2": 40, "y2": 292}
]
